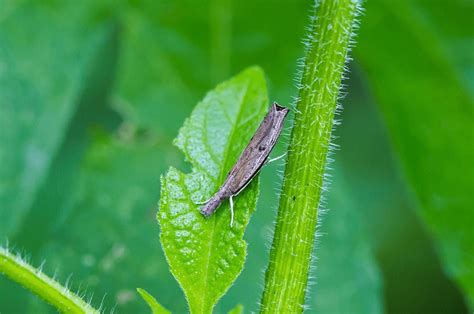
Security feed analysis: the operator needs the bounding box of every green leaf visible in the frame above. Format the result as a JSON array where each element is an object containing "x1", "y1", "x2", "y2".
[
  {"x1": 137, "y1": 288, "x2": 171, "y2": 314},
  {"x1": 0, "y1": 247, "x2": 98, "y2": 314},
  {"x1": 25, "y1": 134, "x2": 185, "y2": 313},
  {"x1": 0, "y1": 1, "x2": 116, "y2": 239},
  {"x1": 413, "y1": 0, "x2": 474, "y2": 92},
  {"x1": 357, "y1": 0, "x2": 474, "y2": 308},
  {"x1": 10, "y1": 23, "x2": 120, "y2": 258},
  {"x1": 158, "y1": 67, "x2": 268, "y2": 314},
  {"x1": 227, "y1": 304, "x2": 243, "y2": 314},
  {"x1": 311, "y1": 166, "x2": 383, "y2": 313},
  {"x1": 321, "y1": 72, "x2": 467, "y2": 313}
]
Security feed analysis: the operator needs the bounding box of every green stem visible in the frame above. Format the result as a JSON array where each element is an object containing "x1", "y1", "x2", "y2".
[
  {"x1": 0, "y1": 247, "x2": 98, "y2": 314},
  {"x1": 260, "y1": 0, "x2": 360, "y2": 312}
]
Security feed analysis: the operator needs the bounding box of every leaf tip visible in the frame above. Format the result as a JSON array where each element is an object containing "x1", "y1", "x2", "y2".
[{"x1": 137, "y1": 287, "x2": 171, "y2": 314}]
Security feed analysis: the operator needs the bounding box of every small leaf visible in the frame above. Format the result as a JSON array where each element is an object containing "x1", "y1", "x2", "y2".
[
  {"x1": 227, "y1": 304, "x2": 243, "y2": 314},
  {"x1": 158, "y1": 67, "x2": 268, "y2": 314},
  {"x1": 137, "y1": 288, "x2": 171, "y2": 314}
]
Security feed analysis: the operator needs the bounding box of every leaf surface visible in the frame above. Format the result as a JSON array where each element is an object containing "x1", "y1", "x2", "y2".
[
  {"x1": 311, "y1": 166, "x2": 383, "y2": 314},
  {"x1": 0, "y1": 1, "x2": 116, "y2": 238},
  {"x1": 158, "y1": 67, "x2": 268, "y2": 314},
  {"x1": 137, "y1": 288, "x2": 171, "y2": 314},
  {"x1": 227, "y1": 304, "x2": 243, "y2": 314},
  {"x1": 357, "y1": 0, "x2": 474, "y2": 308},
  {"x1": 0, "y1": 2, "x2": 119, "y2": 312},
  {"x1": 26, "y1": 135, "x2": 185, "y2": 313}
]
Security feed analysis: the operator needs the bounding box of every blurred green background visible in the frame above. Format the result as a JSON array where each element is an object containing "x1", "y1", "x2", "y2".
[{"x1": 0, "y1": 0, "x2": 472, "y2": 313}]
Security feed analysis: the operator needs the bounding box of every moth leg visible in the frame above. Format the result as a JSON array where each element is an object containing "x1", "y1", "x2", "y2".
[
  {"x1": 231, "y1": 152, "x2": 288, "y2": 202},
  {"x1": 266, "y1": 152, "x2": 287, "y2": 164},
  {"x1": 195, "y1": 196, "x2": 213, "y2": 205},
  {"x1": 234, "y1": 176, "x2": 254, "y2": 197},
  {"x1": 229, "y1": 195, "x2": 235, "y2": 227}
]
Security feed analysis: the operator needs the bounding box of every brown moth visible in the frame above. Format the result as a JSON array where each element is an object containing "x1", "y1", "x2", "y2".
[{"x1": 200, "y1": 102, "x2": 289, "y2": 225}]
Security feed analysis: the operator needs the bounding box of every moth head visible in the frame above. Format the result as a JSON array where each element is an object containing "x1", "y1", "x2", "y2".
[{"x1": 272, "y1": 102, "x2": 290, "y2": 117}]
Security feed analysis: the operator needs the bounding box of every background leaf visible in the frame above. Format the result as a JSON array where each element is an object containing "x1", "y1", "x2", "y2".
[
  {"x1": 0, "y1": 2, "x2": 120, "y2": 312},
  {"x1": 0, "y1": 0, "x2": 116, "y2": 239},
  {"x1": 323, "y1": 68, "x2": 469, "y2": 313},
  {"x1": 158, "y1": 67, "x2": 267, "y2": 314},
  {"x1": 311, "y1": 164, "x2": 383, "y2": 314},
  {"x1": 356, "y1": 0, "x2": 474, "y2": 308},
  {"x1": 23, "y1": 134, "x2": 183, "y2": 313}
]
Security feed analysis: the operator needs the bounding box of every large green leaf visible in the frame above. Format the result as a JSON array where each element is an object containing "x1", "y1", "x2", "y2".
[
  {"x1": 0, "y1": 1, "x2": 116, "y2": 238},
  {"x1": 414, "y1": 0, "x2": 474, "y2": 92},
  {"x1": 0, "y1": 3, "x2": 119, "y2": 313},
  {"x1": 357, "y1": 0, "x2": 474, "y2": 308},
  {"x1": 158, "y1": 67, "x2": 268, "y2": 314},
  {"x1": 331, "y1": 70, "x2": 469, "y2": 313},
  {"x1": 10, "y1": 24, "x2": 120, "y2": 257},
  {"x1": 311, "y1": 165, "x2": 383, "y2": 314},
  {"x1": 24, "y1": 133, "x2": 184, "y2": 313}
]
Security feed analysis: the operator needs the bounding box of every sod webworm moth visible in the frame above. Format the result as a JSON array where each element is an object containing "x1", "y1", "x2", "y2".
[{"x1": 199, "y1": 103, "x2": 289, "y2": 225}]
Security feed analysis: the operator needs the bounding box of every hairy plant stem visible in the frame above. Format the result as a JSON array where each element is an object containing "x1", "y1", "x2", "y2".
[
  {"x1": 0, "y1": 247, "x2": 98, "y2": 313},
  {"x1": 260, "y1": 0, "x2": 360, "y2": 312}
]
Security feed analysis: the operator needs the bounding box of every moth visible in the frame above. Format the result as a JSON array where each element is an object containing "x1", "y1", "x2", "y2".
[{"x1": 199, "y1": 102, "x2": 289, "y2": 225}]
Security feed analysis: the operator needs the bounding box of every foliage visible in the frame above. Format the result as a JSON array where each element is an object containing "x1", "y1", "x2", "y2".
[
  {"x1": 158, "y1": 67, "x2": 266, "y2": 313},
  {"x1": 357, "y1": 0, "x2": 474, "y2": 308},
  {"x1": 137, "y1": 288, "x2": 171, "y2": 314},
  {"x1": 0, "y1": 0, "x2": 471, "y2": 313}
]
